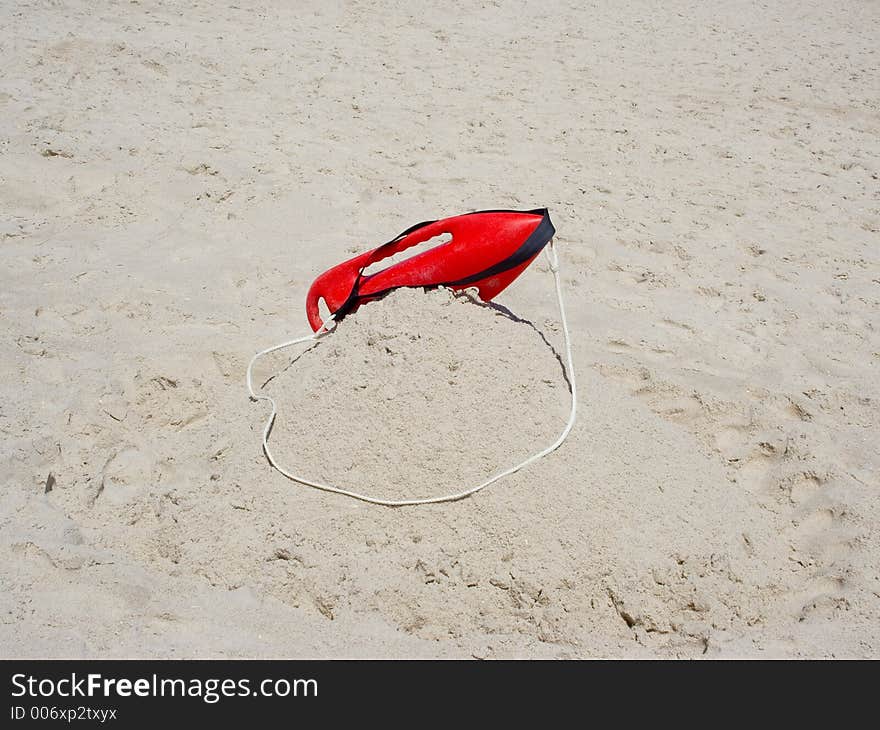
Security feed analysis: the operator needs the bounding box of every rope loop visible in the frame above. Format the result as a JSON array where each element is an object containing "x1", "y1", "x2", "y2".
[{"x1": 246, "y1": 250, "x2": 576, "y2": 507}]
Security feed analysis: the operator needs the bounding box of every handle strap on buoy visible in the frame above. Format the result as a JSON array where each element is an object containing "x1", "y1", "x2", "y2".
[{"x1": 246, "y1": 239, "x2": 576, "y2": 507}]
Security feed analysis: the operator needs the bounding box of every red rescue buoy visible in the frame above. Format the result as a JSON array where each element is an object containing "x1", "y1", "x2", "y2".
[{"x1": 306, "y1": 208, "x2": 555, "y2": 331}]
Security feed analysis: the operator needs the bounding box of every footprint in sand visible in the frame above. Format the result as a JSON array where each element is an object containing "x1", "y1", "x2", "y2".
[{"x1": 96, "y1": 447, "x2": 154, "y2": 506}]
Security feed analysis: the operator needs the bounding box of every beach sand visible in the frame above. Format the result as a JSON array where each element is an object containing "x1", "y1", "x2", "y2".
[{"x1": 1, "y1": 0, "x2": 878, "y2": 658}]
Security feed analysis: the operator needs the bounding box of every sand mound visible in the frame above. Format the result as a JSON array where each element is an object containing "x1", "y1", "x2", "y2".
[{"x1": 260, "y1": 287, "x2": 571, "y2": 502}]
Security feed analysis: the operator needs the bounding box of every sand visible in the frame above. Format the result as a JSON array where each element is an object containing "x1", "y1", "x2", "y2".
[
  {"x1": 260, "y1": 287, "x2": 572, "y2": 504},
  {"x1": 1, "y1": 0, "x2": 878, "y2": 658}
]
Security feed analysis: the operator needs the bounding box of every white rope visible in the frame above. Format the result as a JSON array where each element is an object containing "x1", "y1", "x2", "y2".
[{"x1": 246, "y1": 239, "x2": 576, "y2": 507}]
